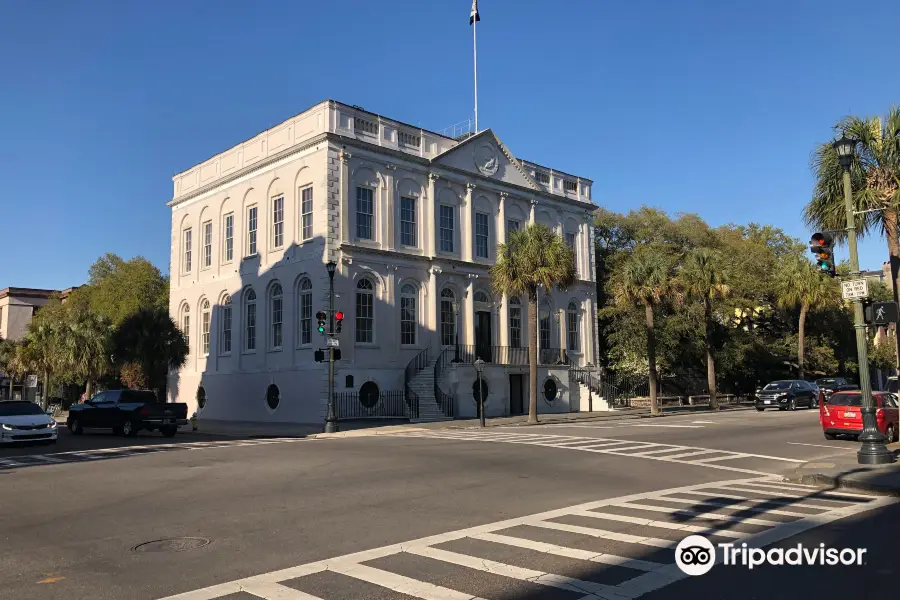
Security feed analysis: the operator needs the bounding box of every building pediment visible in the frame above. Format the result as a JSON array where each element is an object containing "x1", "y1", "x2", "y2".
[{"x1": 430, "y1": 130, "x2": 538, "y2": 190}]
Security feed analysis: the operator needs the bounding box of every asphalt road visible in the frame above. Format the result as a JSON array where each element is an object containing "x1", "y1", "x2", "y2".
[{"x1": 1, "y1": 408, "x2": 896, "y2": 600}]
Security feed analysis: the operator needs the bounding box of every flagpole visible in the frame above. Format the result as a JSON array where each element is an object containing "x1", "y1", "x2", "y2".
[{"x1": 473, "y1": 14, "x2": 478, "y2": 133}]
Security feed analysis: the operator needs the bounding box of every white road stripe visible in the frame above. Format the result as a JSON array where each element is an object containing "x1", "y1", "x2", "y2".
[
  {"x1": 612, "y1": 502, "x2": 782, "y2": 526},
  {"x1": 239, "y1": 582, "x2": 324, "y2": 599},
  {"x1": 630, "y1": 424, "x2": 704, "y2": 429},
  {"x1": 626, "y1": 447, "x2": 687, "y2": 456},
  {"x1": 527, "y1": 520, "x2": 677, "y2": 549},
  {"x1": 736, "y1": 480, "x2": 829, "y2": 492},
  {"x1": 569, "y1": 510, "x2": 746, "y2": 539},
  {"x1": 720, "y1": 485, "x2": 865, "y2": 502},
  {"x1": 472, "y1": 532, "x2": 664, "y2": 572},
  {"x1": 786, "y1": 442, "x2": 854, "y2": 450},
  {"x1": 330, "y1": 562, "x2": 490, "y2": 600},
  {"x1": 657, "y1": 450, "x2": 724, "y2": 460},
  {"x1": 666, "y1": 490, "x2": 833, "y2": 510},
  {"x1": 652, "y1": 496, "x2": 812, "y2": 518}
]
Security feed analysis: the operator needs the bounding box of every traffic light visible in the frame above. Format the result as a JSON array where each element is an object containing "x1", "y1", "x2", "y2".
[
  {"x1": 809, "y1": 232, "x2": 836, "y2": 277},
  {"x1": 316, "y1": 310, "x2": 327, "y2": 333},
  {"x1": 334, "y1": 310, "x2": 344, "y2": 333}
]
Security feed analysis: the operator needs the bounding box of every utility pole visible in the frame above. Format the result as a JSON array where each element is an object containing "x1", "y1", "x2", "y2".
[
  {"x1": 834, "y1": 136, "x2": 893, "y2": 465},
  {"x1": 324, "y1": 261, "x2": 338, "y2": 434}
]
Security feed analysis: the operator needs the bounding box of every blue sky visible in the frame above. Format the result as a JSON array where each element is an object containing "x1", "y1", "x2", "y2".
[{"x1": 2, "y1": 0, "x2": 898, "y2": 289}]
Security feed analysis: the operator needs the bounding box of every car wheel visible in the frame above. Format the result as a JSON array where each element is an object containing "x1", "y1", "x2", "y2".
[
  {"x1": 69, "y1": 418, "x2": 83, "y2": 435},
  {"x1": 161, "y1": 426, "x2": 177, "y2": 438},
  {"x1": 824, "y1": 432, "x2": 837, "y2": 440},
  {"x1": 811, "y1": 397, "x2": 818, "y2": 409},
  {"x1": 122, "y1": 420, "x2": 138, "y2": 438},
  {"x1": 789, "y1": 399, "x2": 796, "y2": 411},
  {"x1": 886, "y1": 424, "x2": 896, "y2": 444}
]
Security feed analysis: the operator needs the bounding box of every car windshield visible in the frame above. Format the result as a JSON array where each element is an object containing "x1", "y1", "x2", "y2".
[
  {"x1": 816, "y1": 379, "x2": 837, "y2": 386},
  {"x1": 0, "y1": 402, "x2": 45, "y2": 416},
  {"x1": 826, "y1": 394, "x2": 863, "y2": 407},
  {"x1": 762, "y1": 382, "x2": 792, "y2": 391}
]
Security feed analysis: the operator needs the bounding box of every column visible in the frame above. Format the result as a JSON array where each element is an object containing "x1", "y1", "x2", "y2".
[
  {"x1": 498, "y1": 192, "x2": 507, "y2": 245},
  {"x1": 464, "y1": 277, "x2": 475, "y2": 347},
  {"x1": 585, "y1": 295, "x2": 597, "y2": 366},
  {"x1": 387, "y1": 267, "x2": 397, "y2": 352},
  {"x1": 581, "y1": 215, "x2": 592, "y2": 281},
  {"x1": 529, "y1": 198, "x2": 537, "y2": 225},
  {"x1": 499, "y1": 293, "x2": 509, "y2": 347},
  {"x1": 384, "y1": 164, "x2": 396, "y2": 250},
  {"x1": 428, "y1": 267, "x2": 440, "y2": 356},
  {"x1": 558, "y1": 308, "x2": 566, "y2": 362},
  {"x1": 340, "y1": 151, "x2": 351, "y2": 243},
  {"x1": 464, "y1": 183, "x2": 476, "y2": 262},
  {"x1": 426, "y1": 173, "x2": 439, "y2": 256}
]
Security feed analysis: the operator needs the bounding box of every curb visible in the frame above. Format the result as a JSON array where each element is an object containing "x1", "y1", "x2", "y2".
[{"x1": 784, "y1": 470, "x2": 900, "y2": 497}]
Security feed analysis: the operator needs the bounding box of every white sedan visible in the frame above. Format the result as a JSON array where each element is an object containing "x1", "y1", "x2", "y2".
[{"x1": 0, "y1": 401, "x2": 58, "y2": 445}]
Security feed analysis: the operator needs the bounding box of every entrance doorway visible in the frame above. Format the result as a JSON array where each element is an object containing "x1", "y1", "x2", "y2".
[
  {"x1": 509, "y1": 374, "x2": 524, "y2": 416},
  {"x1": 475, "y1": 311, "x2": 492, "y2": 362}
]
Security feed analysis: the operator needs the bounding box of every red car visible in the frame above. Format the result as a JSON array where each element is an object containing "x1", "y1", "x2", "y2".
[{"x1": 819, "y1": 390, "x2": 899, "y2": 442}]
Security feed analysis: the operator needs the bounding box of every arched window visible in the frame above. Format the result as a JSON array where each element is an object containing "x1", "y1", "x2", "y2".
[
  {"x1": 440, "y1": 288, "x2": 457, "y2": 347},
  {"x1": 270, "y1": 282, "x2": 283, "y2": 350},
  {"x1": 298, "y1": 277, "x2": 313, "y2": 346},
  {"x1": 509, "y1": 297, "x2": 522, "y2": 349},
  {"x1": 474, "y1": 290, "x2": 490, "y2": 303},
  {"x1": 567, "y1": 301, "x2": 579, "y2": 352},
  {"x1": 181, "y1": 304, "x2": 191, "y2": 350},
  {"x1": 245, "y1": 289, "x2": 257, "y2": 351},
  {"x1": 201, "y1": 299, "x2": 211, "y2": 356},
  {"x1": 355, "y1": 278, "x2": 374, "y2": 343},
  {"x1": 220, "y1": 295, "x2": 232, "y2": 354},
  {"x1": 540, "y1": 299, "x2": 552, "y2": 350},
  {"x1": 400, "y1": 283, "x2": 418, "y2": 346}
]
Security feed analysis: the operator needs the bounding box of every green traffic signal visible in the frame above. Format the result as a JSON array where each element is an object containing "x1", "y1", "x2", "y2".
[{"x1": 316, "y1": 310, "x2": 327, "y2": 333}]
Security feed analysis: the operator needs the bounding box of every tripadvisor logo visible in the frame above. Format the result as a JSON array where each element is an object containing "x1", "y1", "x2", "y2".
[{"x1": 675, "y1": 535, "x2": 867, "y2": 575}]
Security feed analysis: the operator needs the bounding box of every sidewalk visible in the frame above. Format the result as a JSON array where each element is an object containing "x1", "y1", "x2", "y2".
[
  {"x1": 785, "y1": 444, "x2": 900, "y2": 496},
  {"x1": 191, "y1": 402, "x2": 756, "y2": 439}
]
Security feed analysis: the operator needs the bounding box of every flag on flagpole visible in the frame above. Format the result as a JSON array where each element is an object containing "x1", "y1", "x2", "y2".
[{"x1": 470, "y1": 0, "x2": 480, "y2": 25}]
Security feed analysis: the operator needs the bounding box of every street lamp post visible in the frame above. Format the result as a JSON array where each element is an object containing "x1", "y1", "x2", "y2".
[
  {"x1": 324, "y1": 260, "x2": 339, "y2": 434},
  {"x1": 474, "y1": 358, "x2": 486, "y2": 427},
  {"x1": 452, "y1": 300, "x2": 461, "y2": 363},
  {"x1": 834, "y1": 135, "x2": 893, "y2": 465}
]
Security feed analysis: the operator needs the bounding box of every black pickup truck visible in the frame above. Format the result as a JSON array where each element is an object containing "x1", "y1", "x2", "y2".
[{"x1": 67, "y1": 389, "x2": 189, "y2": 438}]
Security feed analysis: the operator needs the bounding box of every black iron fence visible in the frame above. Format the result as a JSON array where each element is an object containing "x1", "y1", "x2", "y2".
[
  {"x1": 336, "y1": 390, "x2": 412, "y2": 420},
  {"x1": 434, "y1": 346, "x2": 456, "y2": 418}
]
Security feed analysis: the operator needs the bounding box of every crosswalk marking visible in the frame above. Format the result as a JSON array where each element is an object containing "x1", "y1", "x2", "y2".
[
  {"x1": 157, "y1": 476, "x2": 895, "y2": 600},
  {"x1": 654, "y1": 496, "x2": 812, "y2": 518},
  {"x1": 388, "y1": 430, "x2": 806, "y2": 475},
  {"x1": 722, "y1": 485, "x2": 865, "y2": 502}
]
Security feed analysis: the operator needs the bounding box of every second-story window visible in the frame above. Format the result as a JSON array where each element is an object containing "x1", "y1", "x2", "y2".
[
  {"x1": 400, "y1": 283, "x2": 418, "y2": 345},
  {"x1": 224, "y1": 213, "x2": 234, "y2": 262},
  {"x1": 475, "y1": 212, "x2": 489, "y2": 259},
  {"x1": 270, "y1": 283, "x2": 283, "y2": 350},
  {"x1": 540, "y1": 300, "x2": 552, "y2": 350},
  {"x1": 439, "y1": 205, "x2": 454, "y2": 253},
  {"x1": 298, "y1": 277, "x2": 312, "y2": 345},
  {"x1": 400, "y1": 197, "x2": 417, "y2": 246},
  {"x1": 203, "y1": 221, "x2": 212, "y2": 268},
  {"x1": 201, "y1": 299, "x2": 211, "y2": 355},
  {"x1": 272, "y1": 195, "x2": 284, "y2": 248},
  {"x1": 245, "y1": 289, "x2": 257, "y2": 351},
  {"x1": 181, "y1": 304, "x2": 190, "y2": 349},
  {"x1": 247, "y1": 206, "x2": 258, "y2": 255},
  {"x1": 220, "y1": 295, "x2": 232, "y2": 355},
  {"x1": 566, "y1": 232, "x2": 577, "y2": 269},
  {"x1": 301, "y1": 186, "x2": 313, "y2": 241},
  {"x1": 567, "y1": 301, "x2": 580, "y2": 352},
  {"x1": 355, "y1": 278, "x2": 374, "y2": 343},
  {"x1": 356, "y1": 187, "x2": 374, "y2": 240},
  {"x1": 509, "y1": 297, "x2": 522, "y2": 349},
  {"x1": 183, "y1": 228, "x2": 192, "y2": 273}
]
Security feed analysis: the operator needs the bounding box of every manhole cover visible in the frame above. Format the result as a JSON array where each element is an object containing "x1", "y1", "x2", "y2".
[{"x1": 132, "y1": 537, "x2": 210, "y2": 553}]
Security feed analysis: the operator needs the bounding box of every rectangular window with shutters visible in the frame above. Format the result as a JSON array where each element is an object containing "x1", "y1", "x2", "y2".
[
  {"x1": 247, "y1": 206, "x2": 258, "y2": 255},
  {"x1": 203, "y1": 221, "x2": 212, "y2": 268},
  {"x1": 272, "y1": 195, "x2": 284, "y2": 248},
  {"x1": 301, "y1": 186, "x2": 313, "y2": 241},
  {"x1": 356, "y1": 187, "x2": 374, "y2": 240},
  {"x1": 183, "y1": 229, "x2": 192, "y2": 273},
  {"x1": 475, "y1": 212, "x2": 489, "y2": 258},
  {"x1": 224, "y1": 213, "x2": 234, "y2": 262},
  {"x1": 400, "y1": 196, "x2": 416, "y2": 246},
  {"x1": 439, "y1": 205, "x2": 454, "y2": 253}
]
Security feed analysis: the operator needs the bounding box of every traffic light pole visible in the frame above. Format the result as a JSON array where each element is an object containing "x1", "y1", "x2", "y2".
[
  {"x1": 324, "y1": 266, "x2": 338, "y2": 434},
  {"x1": 842, "y1": 166, "x2": 892, "y2": 464}
]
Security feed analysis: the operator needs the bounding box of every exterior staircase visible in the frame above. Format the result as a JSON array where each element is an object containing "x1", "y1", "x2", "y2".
[{"x1": 408, "y1": 359, "x2": 453, "y2": 423}]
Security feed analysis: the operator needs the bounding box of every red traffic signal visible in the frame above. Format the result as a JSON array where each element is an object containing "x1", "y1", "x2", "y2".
[
  {"x1": 335, "y1": 310, "x2": 344, "y2": 333},
  {"x1": 335, "y1": 311, "x2": 344, "y2": 320}
]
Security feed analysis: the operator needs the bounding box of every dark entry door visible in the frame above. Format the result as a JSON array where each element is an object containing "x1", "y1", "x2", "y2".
[
  {"x1": 509, "y1": 374, "x2": 524, "y2": 416},
  {"x1": 475, "y1": 311, "x2": 492, "y2": 362}
]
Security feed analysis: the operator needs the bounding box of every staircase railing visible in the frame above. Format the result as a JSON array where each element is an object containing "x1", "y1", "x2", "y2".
[
  {"x1": 403, "y1": 347, "x2": 429, "y2": 420},
  {"x1": 572, "y1": 368, "x2": 631, "y2": 408},
  {"x1": 433, "y1": 346, "x2": 455, "y2": 418}
]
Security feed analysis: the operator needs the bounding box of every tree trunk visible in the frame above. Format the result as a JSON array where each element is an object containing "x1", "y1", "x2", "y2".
[
  {"x1": 705, "y1": 299, "x2": 718, "y2": 410},
  {"x1": 85, "y1": 379, "x2": 93, "y2": 402},
  {"x1": 885, "y1": 210, "x2": 900, "y2": 376},
  {"x1": 43, "y1": 370, "x2": 51, "y2": 410},
  {"x1": 645, "y1": 302, "x2": 659, "y2": 416},
  {"x1": 528, "y1": 286, "x2": 539, "y2": 424},
  {"x1": 7, "y1": 377, "x2": 12, "y2": 401},
  {"x1": 798, "y1": 302, "x2": 808, "y2": 379}
]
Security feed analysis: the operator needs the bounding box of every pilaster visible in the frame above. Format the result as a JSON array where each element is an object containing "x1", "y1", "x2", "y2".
[
  {"x1": 498, "y1": 192, "x2": 508, "y2": 245},
  {"x1": 464, "y1": 275, "x2": 476, "y2": 346},
  {"x1": 339, "y1": 151, "x2": 351, "y2": 245},
  {"x1": 529, "y1": 198, "x2": 538, "y2": 225},
  {"x1": 384, "y1": 164, "x2": 396, "y2": 250},
  {"x1": 426, "y1": 173, "x2": 439, "y2": 257},
  {"x1": 464, "y1": 183, "x2": 476, "y2": 262}
]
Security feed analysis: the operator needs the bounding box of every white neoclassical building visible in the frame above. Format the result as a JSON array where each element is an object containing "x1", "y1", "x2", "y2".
[{"x1": 168, "y1": 100, "x2": 599, "y2": 424}]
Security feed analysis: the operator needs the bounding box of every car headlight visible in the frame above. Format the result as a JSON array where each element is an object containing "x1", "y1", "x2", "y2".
[
  {"x1": 0, "y1": 423, "x2": 12, "y2": 431},
  {"x1": 50, "y1": 420, "x2": 58, "y2": 429}
]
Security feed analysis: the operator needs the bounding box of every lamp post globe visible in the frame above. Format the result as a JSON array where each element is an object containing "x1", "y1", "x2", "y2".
[{"x1": 832, "y1": 135, "x2": 855, "y2": 169}]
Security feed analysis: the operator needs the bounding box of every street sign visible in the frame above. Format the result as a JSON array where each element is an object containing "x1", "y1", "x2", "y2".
[
  {"x1": 841, "y1": 279, "x2": 869, "y2": 301},
  {"x1": 326, "y1": 337, "x2": 340, "y2": 347},
  {"x1": 25, "y1": 375, "x2": 38, "y2": 388},
  {"x1": 872, "y1": 301, "x2": 900, "y2": 325}
]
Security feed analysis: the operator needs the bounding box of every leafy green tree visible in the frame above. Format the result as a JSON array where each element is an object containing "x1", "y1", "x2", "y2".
[
  {"x1": 0, "y1": 338, "x2": 16, "y2": 399},
  {"x1": 112, "y1": 307, "x2": 188, "y2": 398},
  {"x1": 804, "y1": 108, "x2": 900, "y2": 372},
  {"x1": 69, "y1": 253, "x2": 169, "y2": 326},
  {"x1": 491, "y1": 224, "x2": 575, "y2": 424},
  {"x1": 678, "y1": 248, "x2": 729, "y2": 409},
  {"x1": 775, "y1": 258, "x2": 835, "y2": 379},
  {"x1": 609, "y1": 246, "x2": 678, "y2": 415}
]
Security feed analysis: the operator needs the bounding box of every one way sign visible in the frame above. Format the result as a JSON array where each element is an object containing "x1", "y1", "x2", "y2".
[{"x1": 866, "y1": 301, "x2": 900, "y2": 325}]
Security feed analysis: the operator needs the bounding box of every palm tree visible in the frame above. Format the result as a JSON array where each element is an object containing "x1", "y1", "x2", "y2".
[
  {"x1": 0, "y1": 338, "x2": 17, "y2": 400},
  {"x1": 113, "y1": 307, "x2": 188, "y2": 398},
  {"x1": 776, "y1": 258, "x2": 834, "y2": 379},
  {"x1": 61, "y1": 310, "x2": 111, "y2": 400},
  {"x1": 804, "y1": 108, "x2": 900, "y2": 371},
  {"x1": 678, "y1": 248, "x2": 729, "y2": 409},
  {"x1": 491, "y1": 224, "x2": 576, "y2": 424},
  {"x1": 610, "y1": 246, "x2": 677, "y2": 416}
]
